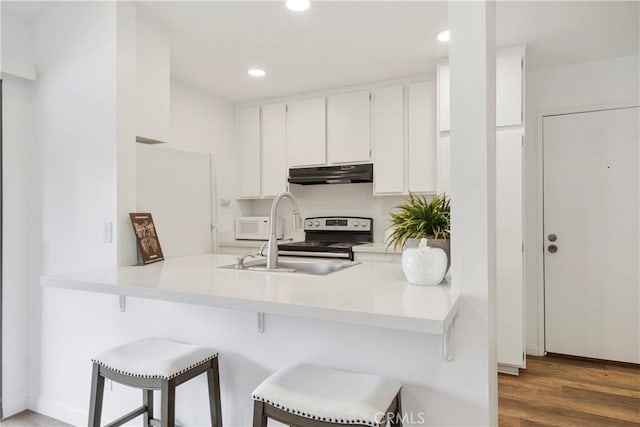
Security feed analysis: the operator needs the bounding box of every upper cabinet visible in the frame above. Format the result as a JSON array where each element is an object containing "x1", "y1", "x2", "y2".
[
  {"x1": 287, "y1": 98, "x2": 326, "y2": 168},
  {"x1": 372, "y1": 85, "x2": 405, "y2": 194},
  {"x1": 371, "y1": 81, "x2": 438, "y2": 196},
  {"x1": 408, "y1": 81, "x2": 438, "y2": 193},
  {"x1": 238, "y1": 106, "x2": 261, "y2": 198},
  {"x1": 437, "y1": 65, "x2": 450, "y2": 134},
  {"x1": 136, "y1": 14, "x2": 170, "y2": 144},
  {"x1": 261, "y1": 103, "x2": 288, "y2": 197},
  {"x1": 327, "y1": 91, "x2": 371, "y2": 164},
  {"x1": 437, "y1": 53, "x2": 523, "y2": 132},
  {"x1": 237, "y1": 103, "x2": 287, "y2": 199},
  {"x1": 496, "y1": 55, "x2": 523, "y2": 127}
]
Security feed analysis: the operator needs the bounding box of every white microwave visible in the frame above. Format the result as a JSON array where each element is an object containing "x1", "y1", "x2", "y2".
[{"x1": 235, "y1": 216, "x2": 283, "y2": 241}]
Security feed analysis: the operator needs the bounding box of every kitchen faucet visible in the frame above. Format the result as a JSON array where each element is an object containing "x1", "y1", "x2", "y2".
[{"x1": 266, "y1": 192, "x2": 302, "y2": 270}]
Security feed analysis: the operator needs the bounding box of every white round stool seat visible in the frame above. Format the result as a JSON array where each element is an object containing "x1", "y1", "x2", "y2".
[
  {"x1": 92, "y1": 337, "x2": 218, "y2": 380},
  {"x1": 252, "y1": 363, "x2": 402, "y2": 426}
]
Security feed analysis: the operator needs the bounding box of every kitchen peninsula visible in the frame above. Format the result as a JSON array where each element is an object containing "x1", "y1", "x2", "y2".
[
  {"x1": 42, "y1": 254, "x2": 458, "y2": 337},
  {"x1": 41, "y1": 254, "x2": 460, "y2": 425}
]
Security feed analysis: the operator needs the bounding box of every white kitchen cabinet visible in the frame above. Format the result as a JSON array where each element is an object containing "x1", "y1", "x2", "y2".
[
  {"x1": 327, "y1": 90, "x2": 371, "y2": 164},
  {"x1": 436, "y1": 135, "x2": 451, "y2": 195},
  {"x1": 373, "y1": 85, "x2": 404, "y2": 194},
  {"x1": 136, "y1": 14, "x2": 170, "y2": 144},
  {"x1": 261, "y1": 103, "x2": 287, "y2": 197},
  {"x1": 496, "y1": 55, "x2": 523, "y2": 127},
  {"x1": 287, "y1": 97, "x2": 326, "y2": 168},
  {"x1": 437, "y1": 54, "x2": 523, "y2": 132},
  {"x1": 496, "y1": 130, "x2": 524, "y2": 370},
  {"x1": 437, "y1": 64, "x2": 450, "y2": 135},
  {"x1": 408, "y1": 81, "x2": 438, "y2": 193},
  {"x1": 239, "y1": 106, "x2": 261, "y2": 198}
]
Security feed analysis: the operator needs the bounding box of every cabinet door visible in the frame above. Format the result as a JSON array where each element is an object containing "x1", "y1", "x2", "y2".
[
  {"x1": 496, "y1": 129, "x2": 523, "y2": 367},
  {"x1": 496, "y1": 55, "x2": 523, "y2": 127},
  {"x1": 437, "y1": 64, "x2": 450, "y2": 133},
  {"x1": 287, "y1": 98, "x2": 326, "y2": 168},
  {"x1": 327, "y1": 90, "x2": 371, "y2": 164},
  {"x1": 436, "y1": 135, "x2": 450, "y2": 195},
  {"x1": 239, "y1": 106, "x2": 261, "y2": 198},
  {"x1": 373, "y1": 85, "x2": 404, "y2": 194},
  {"x1": 408, "y1": 81, "x2": 437, "y2": 193},
  {"x1": 261, "y1": 103, "x2": 287, "y2": 197}
]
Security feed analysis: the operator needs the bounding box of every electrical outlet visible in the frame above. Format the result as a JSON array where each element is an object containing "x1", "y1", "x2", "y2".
[{"x1": 103, "y1": 222, "x2": 113, "y2": 243}]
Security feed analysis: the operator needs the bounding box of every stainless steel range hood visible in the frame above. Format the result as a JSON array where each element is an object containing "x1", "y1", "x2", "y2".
[{"x1": 288, "y1": 164, "x2": 373, "y2": 185}]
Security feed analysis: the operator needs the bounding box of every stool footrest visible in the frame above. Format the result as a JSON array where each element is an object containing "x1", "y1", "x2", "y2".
[{"x1": 104, "y1": 405, "x2": 148, "y2": 427}]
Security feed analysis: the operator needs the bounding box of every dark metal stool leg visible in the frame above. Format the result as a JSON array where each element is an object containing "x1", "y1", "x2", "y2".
[
  {"x1": 160, "y1": 380, "x2": 176, "y2": 427},
  {"x1": 252, "y1": 401, "x2": 267, "y2": 427},
  {"x1": 207, "y1": 359, "x2": 223, "y2": 427},
  {"x1": 88, "y1": 363, "x2": 105, "y2": 427},
  {"x1": 143, "y1": 389, "x2": 154, "y2": 426}
]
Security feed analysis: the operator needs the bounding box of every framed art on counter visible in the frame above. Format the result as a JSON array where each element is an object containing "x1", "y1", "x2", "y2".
[{"x1": 129, "y1": 212, "x2": 164, "y2": 265}]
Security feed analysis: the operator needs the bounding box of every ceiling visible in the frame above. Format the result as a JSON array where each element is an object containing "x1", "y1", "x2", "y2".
[
  {"x1": 4, "y1": 1, "x2": 639, "y2": 103},
  {"x1": 137, "y1": 1, "x2": 449, "y2": 102},
  {"x1": 136, "y1": 0, "x2": 639, "y2": 102}
]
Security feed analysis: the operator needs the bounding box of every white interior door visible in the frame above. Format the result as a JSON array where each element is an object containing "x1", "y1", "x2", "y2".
[{"x1": 543, "y1": 107, "x2": 639, "y2": 364}]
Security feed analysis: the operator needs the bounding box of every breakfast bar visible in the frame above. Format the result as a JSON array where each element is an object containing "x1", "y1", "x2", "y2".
[{"x1": 41, "y1": 254, "x2": 459, "y2": 355}]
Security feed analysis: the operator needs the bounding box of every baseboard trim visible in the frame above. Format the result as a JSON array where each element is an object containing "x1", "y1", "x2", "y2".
[
  {"x1": 526, "y1": 344, "x2": 545, "y2": 356},
  {"x1": 28, "y1": 396, "x2": 87, "y2": 426},
  {"x1": 2, "y1": 395, "x2": 29, "y2": 419},
  {"x1": 498, "y1": 364, "x2": 520, "y2": 376}
]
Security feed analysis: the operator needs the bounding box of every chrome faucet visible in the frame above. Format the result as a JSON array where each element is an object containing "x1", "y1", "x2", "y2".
[{"x1": 266, "y1": 192, "x2": 302, "y2": 270}]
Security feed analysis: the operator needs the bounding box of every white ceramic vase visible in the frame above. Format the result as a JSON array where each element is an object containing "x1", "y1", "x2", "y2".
[{"x1": 402, "y1": 238, "x2": 448, "y2": 286}]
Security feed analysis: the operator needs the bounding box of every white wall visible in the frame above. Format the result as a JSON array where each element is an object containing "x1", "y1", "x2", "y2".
[
  {"x1": 30, "y1": 0, "x2": 120, "y2": 414},
  {"x1": 169, "y1": 79, "x2": 238, "y2": 242},
  {"x1": 1, "y1": 76, "x2": 36, "y2": 417},
  {"x1": 1, "y1": 8, "x2": 38, "y2": 418},
  {"x1": 1, "y1": 9, "x2": 37, "y2": 80},
  {"x1": 524, "y1": 55, "x2": 640, "y2": 354},
  {"x1": 251, "y1": 185, "x2": 404, "y2": 243}
]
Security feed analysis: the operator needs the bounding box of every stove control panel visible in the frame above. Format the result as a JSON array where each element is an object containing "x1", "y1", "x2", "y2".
[{"x1": 304, "y1": 217, "x2": 373, "y2": 232}]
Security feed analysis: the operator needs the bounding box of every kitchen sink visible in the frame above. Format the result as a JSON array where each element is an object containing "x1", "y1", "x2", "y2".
[{"x1": 218, "y1": 257, "x2": 360, "y2": 276}]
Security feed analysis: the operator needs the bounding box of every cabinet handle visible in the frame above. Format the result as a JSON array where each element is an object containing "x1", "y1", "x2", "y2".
[{"x1": 548, "y1": 244, "x2": 558, "y2": 254}]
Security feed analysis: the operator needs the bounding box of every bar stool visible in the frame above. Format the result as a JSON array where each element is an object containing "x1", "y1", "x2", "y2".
[
  {"x1": 88, "y1": 337, "x2": 222, "y2": 427},
  {"x1": 252, "y1": 363, "x2": 402, "y2": 427}
]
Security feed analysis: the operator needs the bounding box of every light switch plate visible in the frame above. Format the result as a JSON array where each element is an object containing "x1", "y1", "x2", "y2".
[{"x1": 103, "y1": 222, "x2": 113, "y2": 243}]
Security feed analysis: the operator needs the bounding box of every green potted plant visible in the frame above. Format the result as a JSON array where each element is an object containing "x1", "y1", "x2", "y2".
[{"x1": 386, "y1": 193, "x2": 451, "y2": 272}]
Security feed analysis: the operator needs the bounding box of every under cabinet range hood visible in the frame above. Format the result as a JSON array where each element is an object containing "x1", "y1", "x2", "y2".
[{"x1": 288, "y1": 164, "x2": 373, "y2": 185}]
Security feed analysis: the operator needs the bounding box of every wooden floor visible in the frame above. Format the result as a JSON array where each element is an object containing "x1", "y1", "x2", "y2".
[
  {"x1": 0, "y1": 411, "x2": 70, "y2": 426},
  {"x1": 499, "y1": 355, "x2": 640, "y2": 426},
  {"x1": 2, "y1": 356, "x2": 638, "y2": 426}
]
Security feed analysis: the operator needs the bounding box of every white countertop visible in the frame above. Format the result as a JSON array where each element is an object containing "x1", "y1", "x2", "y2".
[
  {"x1": 41, "y1": 254, "x2": 459, "y2": 335},
  {"x1": 352, "y1": 243, "x2": 402, "y2": 254}
]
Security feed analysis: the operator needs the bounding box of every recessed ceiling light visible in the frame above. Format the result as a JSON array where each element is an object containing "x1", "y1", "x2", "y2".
[
  {"x1": 248, "y1": 68, "x2": 266, "y2": 77},
  {"x1": 437, "y1": 30, "x2": 450, "y2": 42},
  {"x1": 286, "y1": 0, "x2": 310, "y2": 12}
]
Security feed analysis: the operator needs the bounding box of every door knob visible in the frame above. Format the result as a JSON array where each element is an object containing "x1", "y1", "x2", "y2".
[
  {"x1": 548, "y1": 244, "x2": 558, "y2": 253},
  {"x1": 548, "y1": 234, "x2": 557, "y2": 242}
]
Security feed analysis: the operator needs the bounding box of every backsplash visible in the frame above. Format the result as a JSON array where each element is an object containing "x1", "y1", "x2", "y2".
[{"x1": 249, "y1": 184, "x2": 409, "y2": 243}]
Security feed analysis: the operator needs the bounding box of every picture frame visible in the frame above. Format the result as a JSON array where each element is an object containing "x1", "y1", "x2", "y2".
[{"x1": 129, "y1": 213, "x2": 164, "y2": 265}]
